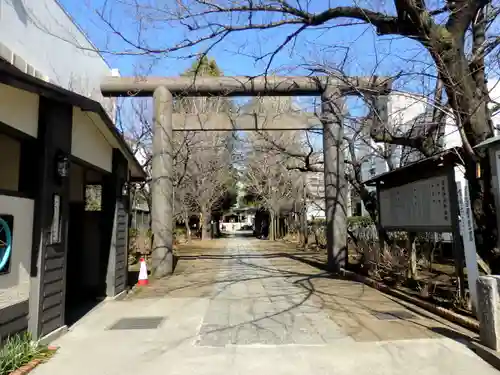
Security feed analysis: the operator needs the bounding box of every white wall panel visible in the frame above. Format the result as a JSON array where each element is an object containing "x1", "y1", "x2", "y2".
[
  {"x1": 71, "y1": 108, "x2": 112, "y2": 172},
  {"x1": 0, "y1": 84, "x2": 38, "y2": 137}
]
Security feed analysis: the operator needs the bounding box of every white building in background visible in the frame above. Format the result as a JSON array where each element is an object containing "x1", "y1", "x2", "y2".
[
  {"x1": 305, "y1": 167, "x2": 325, "y2": 220},
  {"x1": 301, "y1": 93, "x2": 429, "y2": 219},
  {"x1": 358, "y1": 93, "x2": 428, "y2": 184},
  {"x1": 352, "y1": 83, "x2": 500, "y2": 217},
  {"x1": 0, "y1": 0, "x2": 119, "y2": 118},
  {"x1": 339, "y1": 93, "x2": 429, "y2": 216}
]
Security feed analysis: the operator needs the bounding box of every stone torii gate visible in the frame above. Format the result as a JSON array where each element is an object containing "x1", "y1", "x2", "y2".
[{"x1": 101, "y1": 75, "x2": 391, "y2": 276}]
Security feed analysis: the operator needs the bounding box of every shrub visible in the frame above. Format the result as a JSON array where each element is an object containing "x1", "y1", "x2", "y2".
[
  {"x1": 347, "y1": 215, "x2": 373, "y2": 228},
  {"x1": 0, "y1": 332, "x2": 52, "y2": 375},
  {"x1": 129, "y1": 228, "x2": 153, "y2": 264},
  {"x1": 173, "y1": 227, "x2": 188, "y2": 243}
]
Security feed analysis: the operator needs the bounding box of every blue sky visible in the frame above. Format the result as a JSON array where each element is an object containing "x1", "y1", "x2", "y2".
[
  {"x1": 59, "y1": 0, "x2": 446, "y2": 147},
  {"x1": 59, "y1": 0, "x2": 435, "y2": 90}
]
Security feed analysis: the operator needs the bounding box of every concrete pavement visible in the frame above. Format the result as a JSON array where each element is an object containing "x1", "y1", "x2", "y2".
[{"x1": 32, "y1": 235, "x2": 499, "y2": 374}]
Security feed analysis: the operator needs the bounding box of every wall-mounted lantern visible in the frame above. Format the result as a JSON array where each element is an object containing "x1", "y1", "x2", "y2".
[
  {"x1": 55, "y1": 152, "x2": 70, "y2": 180},
  {"x1": 122, "y1": 181, "x2": 129, "y2": 196}
]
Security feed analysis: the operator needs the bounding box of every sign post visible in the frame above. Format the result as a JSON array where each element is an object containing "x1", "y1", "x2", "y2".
[
  {"x1": 455, "y1": 166, "x2": 480, "y2": 312},
  {"x1": 377, "y1": 167, "x2": 479, "y2": 313}
]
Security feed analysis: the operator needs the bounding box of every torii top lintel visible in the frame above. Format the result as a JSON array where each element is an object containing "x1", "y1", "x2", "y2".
[{"x1": 100, "y1": 75, "x2": 393, "y2": 98}]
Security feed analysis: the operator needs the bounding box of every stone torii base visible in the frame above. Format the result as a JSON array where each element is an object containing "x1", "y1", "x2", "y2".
[{"x1": 100, "y1": 75, "x2": 391, "y2": 277}]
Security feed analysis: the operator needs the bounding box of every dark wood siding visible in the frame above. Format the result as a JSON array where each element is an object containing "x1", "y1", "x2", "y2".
[
  {"x1": 32, "y1": 97, "x2": 72, "y2": 338},
  {"x1": 114, "y1": 201, "x2": 128, "y2": 294},
  {"x1": 102, "y1": 149, "x2": 129, "y2": 297},
  {"x1": 0, "y1": 301, "x2": 29, "y2": 343}
]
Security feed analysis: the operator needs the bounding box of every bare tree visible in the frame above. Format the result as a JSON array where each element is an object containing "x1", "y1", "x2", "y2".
[
  {"x1": 184, "y1": 131, "x2": 233, "y2": 240},
  {"x1": 243, "y1": 128, "x2": 303, "y2": 241},
  {"x1": 248, "y1": 92, "x2": 432, "y2": 266},
  {"x1": 94, "y1": 0, "x2": 500, "y2": 270},
  {"x1": 121, "y1": 98, "x2": 194, "y2": 232}
]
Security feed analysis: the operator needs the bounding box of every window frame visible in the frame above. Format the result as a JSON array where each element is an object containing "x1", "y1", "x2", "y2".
[{"x1": 0, "y1": 120, "x2": 38, "y2": 199}]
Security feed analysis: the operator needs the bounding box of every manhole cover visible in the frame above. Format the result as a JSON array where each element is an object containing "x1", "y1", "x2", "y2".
[
  {"x1": 373, "y1": 310, "x2": 418, "y2": 321},
  {"x1": 107, "y1": 317, "x2": 165, "y2": 330}
]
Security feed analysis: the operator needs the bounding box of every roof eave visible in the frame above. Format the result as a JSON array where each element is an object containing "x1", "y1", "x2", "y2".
[{"x1": 0, "y1": 58, "x2": 147, "y2": 180}]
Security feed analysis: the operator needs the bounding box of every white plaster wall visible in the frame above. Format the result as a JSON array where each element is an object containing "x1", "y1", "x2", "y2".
[
  {"x1": 388, "y1": 93, "x2": 428, "y2": 130},
  {"x1": 439, "y1": 78, "x2": 500, "y2": 146},
  {"x1": 356, "y1": 93, "x2": 429, "y2": 185},
  {"x1": 356, "y1": 93, "x2": 428, "y2": 216},
  {"x1": 489, "y1": 79, "x2": 500, "y2": 136},
  {"x1": 0, "y1": 195, "x2": 34, "y2": 308},
  {"x1": 0, "y1": 83, "x2": 38, "y2": 137},
  {"x1": 0, "y1": 0, "x2": 115, "y2": 114},
  {"x1": 306, "y1": 202, "x2": 325, "y2": 220},
  {"x1": 441, "y1": 115, "x2": 462, "y2": 149},
  {"x1": 71, "y1": 108, "x2": 112, "y2": 172}
]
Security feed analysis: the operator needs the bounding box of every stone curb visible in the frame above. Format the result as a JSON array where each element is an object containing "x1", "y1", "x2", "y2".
[
  {"x1": 468, "y1": 341, "x2": 500, "y2": 371},
  {"x1": 341, "y1": 269, "x2": 480, "y2": 332},
  {"x1": 8, "y1": 346, "x2": 58, "y2": 375}
]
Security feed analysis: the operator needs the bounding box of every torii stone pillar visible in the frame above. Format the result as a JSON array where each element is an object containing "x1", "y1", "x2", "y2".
[
  {"x1": 321, "y1": 88, "x2": 347, "y2": 271},
  {"x1": 100, "y1": 75, "x2": 391, "y2": 277},
  {"x1": 151, "y1": 86, "x2": 174, "y2": 277}
]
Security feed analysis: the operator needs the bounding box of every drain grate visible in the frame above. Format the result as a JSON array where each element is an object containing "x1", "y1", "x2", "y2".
[
  {"x1": 107, "y1": 317, "x2": 165, "y2": 330},
  {"x1": 373, "y1": 310, "x2": 418, "y2": 321}
]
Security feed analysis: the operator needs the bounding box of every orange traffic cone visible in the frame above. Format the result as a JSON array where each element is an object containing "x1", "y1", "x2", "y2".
[{"x1": 137, "y1": 258, "x2": 149, "y2": 286}]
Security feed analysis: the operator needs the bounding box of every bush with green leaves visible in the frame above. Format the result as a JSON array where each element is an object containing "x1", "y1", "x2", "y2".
[
  {"x1": 0, "y1": 332, "x2": 52, "y2": 375},
  {"x1": 174, "y1": 227, "x2": 188, "y2": 243}
]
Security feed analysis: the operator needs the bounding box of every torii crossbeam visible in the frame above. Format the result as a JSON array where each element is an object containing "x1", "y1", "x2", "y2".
[{"x1": 101, "y1": 75, "x2": 391, "y2": 276}]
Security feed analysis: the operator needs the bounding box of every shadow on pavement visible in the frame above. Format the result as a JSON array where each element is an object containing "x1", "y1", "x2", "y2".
[{"x1": 131, "y1": 237, "x2": 478, "y2": 346}]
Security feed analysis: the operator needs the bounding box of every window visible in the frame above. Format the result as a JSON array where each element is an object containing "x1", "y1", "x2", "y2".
[
  {"x1": 85, "y1": 184, "x2": 102, "y2": 211},
  {"x1": 0, "y1": 133, "x2": 21, "y2": 191},
  {"x1": 0, "y1": 131, "x2": 37, "y2": 198}
]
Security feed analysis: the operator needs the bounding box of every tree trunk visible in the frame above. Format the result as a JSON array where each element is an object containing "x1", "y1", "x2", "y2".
[
  {"x1": 301, "y1": 212, "x2": 308, "y2": 247},
  {"x1": 276, "y1": 215, "x2": 280, "y2": 239},
  {"x1": 427, "y1": 34, "x2": 499, "y2": 270},
  {"x1": 201, "y1": 209, "x2": 211, "y2": 240},
  {"x1": 350, "y1": 180, "x2": 392, "y2": 269},
  {"x1": 269, "y1": 213, "x2": 275, "y2": 241},
  {"x1": 297, "y1": 213, "x2": 303, "y2": 244},
  {"x1": 213, "y1": 213, "x2": 221, "y2": 238},
  {"x1": 216, "y1": 219, "x2": 221, "y2": 237},
  {"x1": 255, "y1": 212, "x2": 262, "y2": 237},
  {"x1": 183, "y1": 212, "x2": 191, "y2": 243},
  {"x1": 407, "y1": 232, "x2": 418, "y2": 280}
]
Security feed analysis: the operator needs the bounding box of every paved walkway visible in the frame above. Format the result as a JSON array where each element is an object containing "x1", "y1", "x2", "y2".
[{"x1": 33, "y1": 236, "x2": 498, "y2": 375}]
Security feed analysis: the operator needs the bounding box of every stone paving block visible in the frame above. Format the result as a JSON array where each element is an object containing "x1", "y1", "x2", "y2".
[
  {"x1": 271, "y1": 311, "x2": 295, "y2": 327},
  {"x1": 32, "y1": 237, "x2": 499, "y2": 375},
  {"x1": 288, "y1": 315, "x2": 325, "y2": 345},
  {"x1": 257, "y1": 331, "x2": 286, "y2": 345},
  {"x1": 252, "y1": 301, "x2": 275, "y2": 315},
  {"x1": 197, "y1": 326, "x2": 233, "y2": 347},
  {"x1": 232, "y1": 324, "x2": 261, "y2": 345},
  {"x1": 229, "y1": 305, "x2": 254, "y2": 326},
  {"x1": 317, "y1": 321, "x2": 353, "y2": 343}
]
